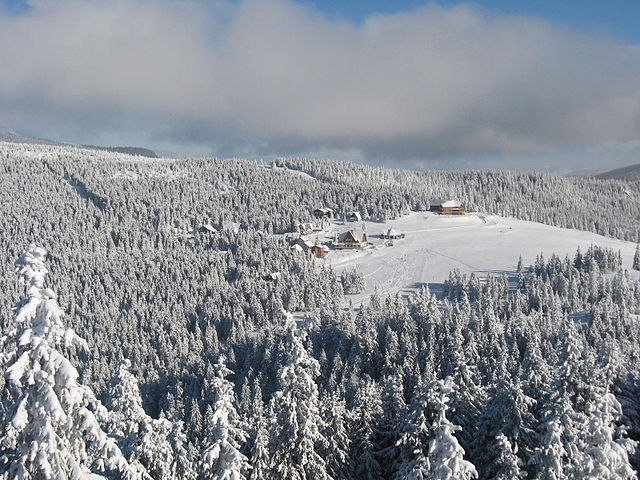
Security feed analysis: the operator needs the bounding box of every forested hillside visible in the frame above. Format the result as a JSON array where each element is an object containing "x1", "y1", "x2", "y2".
[{"x1": 1, "y1": 142, "x2": 640, "y2": 478}]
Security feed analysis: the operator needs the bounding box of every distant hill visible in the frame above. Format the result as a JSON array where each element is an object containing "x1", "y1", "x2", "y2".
[
  {"x1": 593, "y1": 163, "x2": 640, "y2": 181},
  {"x1": 0, "y1": 128, "x2": 61, "y2": 146},
  {"x1": 0, "y1": 128, "x2": 158, "y2": 158},
  {"x1": 81, "y1": 145, "x2": 158, "y2": 158}
]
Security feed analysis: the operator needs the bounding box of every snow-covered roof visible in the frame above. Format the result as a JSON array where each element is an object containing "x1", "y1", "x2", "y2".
[
  {"x1": 293, "y1": 237, "x2": 315, "y2": 248},
  {"x1": 338, "y1": 229, "x2": 366, "y2": 243},
  {"x1": 387, "y1": 228, "x2": 399, "y2": 236},
  {"x1": 199, "y1": 223, "x2": 217, "y2": 233},
  {"x1": 430, "y1": 199, "x2": 463, "y2": 208}
]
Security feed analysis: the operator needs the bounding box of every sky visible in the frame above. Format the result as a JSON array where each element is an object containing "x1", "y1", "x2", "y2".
[{"x1": 0, "y1": 0, "x2": 639, "y2": 173}]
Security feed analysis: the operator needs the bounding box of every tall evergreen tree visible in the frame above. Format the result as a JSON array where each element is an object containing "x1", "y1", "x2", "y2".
[
  {"x1": 395, "y1": 378, "x2": 477, "y2": 480},
  {"x1": 425, "y1": 379, "x2": 477, "y2": 480},
  {"x1": 350, "y1": 378, "x2": 384, "y2": 480},
  {"x1": 572, "y1": 390, "x2": 636, "y2": 479},
  {"x1": 200, "y1": 356, "x2": 250, "y2": 480},
  {"x1": 106, "y1": 359, "x2": 196, "y2": 480},
  {"x1": 267, "y1": 311, "x2": 331, "y2": 480},
  {"x1": 319, "y1": 390, "x2": 352, "y2": 480},
  {"x1": 0, "y1": 245, "x2": 140, "y2": 479}
]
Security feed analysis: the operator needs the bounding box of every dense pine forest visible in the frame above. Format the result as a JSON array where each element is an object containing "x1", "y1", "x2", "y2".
[{"x1": 1, "y1": 141, "x2": 640, "y2": 479}]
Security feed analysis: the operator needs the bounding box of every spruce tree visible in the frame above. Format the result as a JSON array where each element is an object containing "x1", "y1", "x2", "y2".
[
  {"x1": 267, "y1": 311, "x2": 331, "y2": 480},
  {"x1": 200, "y1": 356, "x2": 250, "y2": 480},
  {"x1": 0, "y1": 245, "x2": 140, "y2": 479},
  {"x1": 350, "y1": 378, "x2": 384, "y2": 480},
  {"x1": 396, "y1": 377, "x2": 477, "y2": 480}
]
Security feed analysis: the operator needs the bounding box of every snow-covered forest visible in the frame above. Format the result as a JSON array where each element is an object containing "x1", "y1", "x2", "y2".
[{"x1": 1, "y1": 141, "x2": 640, "y2": 479}]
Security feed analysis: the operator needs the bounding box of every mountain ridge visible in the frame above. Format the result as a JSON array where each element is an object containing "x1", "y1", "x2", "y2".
[
  {"x1": 0, "y1": 128, "x2": 157, "y2": 158},
  {"x1": 592, "y1": 163, "x2": 640, "y2": 180}
]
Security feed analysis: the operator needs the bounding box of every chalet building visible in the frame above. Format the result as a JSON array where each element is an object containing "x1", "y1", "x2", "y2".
[
  {"x1": 310, "y1": 244, "x2": 330, "y2": 258},
  {"x1": 429, "y1": 200, "x2": 465, "y2": 215},
  {"x1": 334, "y1": 229, "x2": 370, "y2": 249},
  {"x1": 299, "y1": 222, "x2": 318, "y2": 235},
  {"x1": 313, "y1": 207, "x2": 334, "y2": 219},
  {"x1": 381, "y1": 228, "x2": 404, "y2": 240},
  {"x1": 291, "y1": 237, "x2": 314, "y2": 253},
  {"x1": 347, "y1": 211, "x2": 362, "y2": 222}
]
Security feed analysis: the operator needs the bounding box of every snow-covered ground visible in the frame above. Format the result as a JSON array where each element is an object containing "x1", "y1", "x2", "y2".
[{"x1": 313, "y1": 212, "x2": 638, "y2": 304}]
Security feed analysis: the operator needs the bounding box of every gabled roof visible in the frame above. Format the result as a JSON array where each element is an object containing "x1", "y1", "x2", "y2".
[{"x1": 339, "y1": 229, "x2": 361, "y2": 243}]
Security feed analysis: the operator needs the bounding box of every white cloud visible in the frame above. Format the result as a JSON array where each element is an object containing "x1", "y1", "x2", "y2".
[{"x1": 1, "y1": 0, "x2": 639, "y2": 169}]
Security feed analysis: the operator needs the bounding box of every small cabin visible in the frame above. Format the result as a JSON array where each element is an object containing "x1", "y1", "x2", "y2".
[
  {"x1": 429, "y1": 200, "x2": 465, "y2": 215},
  {"x1": 334, "y1": 229, "x2": 370, "y2": 249},
  {"x1": 198, "y1": 223, "x2": 217, "y2": 234},
  {"x1": 382, "y1": 228, "x2": 404, "y2": 240},
  {"x1": 299, "y1": 223, "x2": 314, "y2": 235},
  {"x1": 313, "y1": 207, "x2": 334, "y2": 219},
  {"x1": 347, "y1": 211, "x2": 362, "y2": 222},
  {"x1": 310, "y1": 244, "x2": 330, "y2": 258}
]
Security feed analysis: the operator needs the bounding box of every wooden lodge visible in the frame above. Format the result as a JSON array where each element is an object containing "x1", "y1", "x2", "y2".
[
  {"x1": 429, "y1": 200, "x2": 465, "y2": 215},
  {"x1": 334, "y1": 229, "x2": 370, "y2": 249},
  {"x1": 310, "y1": 244, "x2": 330, "y2": 258}
]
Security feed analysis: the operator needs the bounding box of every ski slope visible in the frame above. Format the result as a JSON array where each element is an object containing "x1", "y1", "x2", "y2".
[{"x1": 316, "y1": 212, "x2": 638, "y2": 304}]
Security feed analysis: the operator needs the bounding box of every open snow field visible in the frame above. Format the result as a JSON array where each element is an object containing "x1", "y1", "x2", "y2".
[{"x1": 316, "y1": 212, "x2": 639, "y2": 304}]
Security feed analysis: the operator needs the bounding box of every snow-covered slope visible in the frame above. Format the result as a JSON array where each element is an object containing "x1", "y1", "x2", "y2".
[{"x1": 318, "y1": 212, "x2": 638, "y2": 303}]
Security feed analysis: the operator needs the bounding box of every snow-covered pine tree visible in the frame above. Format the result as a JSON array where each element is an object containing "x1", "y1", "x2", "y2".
[
  {"x1": 426, "y1": 378, "x2": 478, "y2": 480},
  {"x1": 105, "y1": 359, "x2": 197, "y2": 480},
  {"x1": 393, "y1": 379, "x2": 433, "y2": 480},
  {"x1": 376, "y1": 374, "x2": 408, "y2": 478},
  {"x1": 267, "y1": 311, "x2": 331, "y2": 480},
  {"x1": 350, "y1": 378, "x2": 384, "y2": 480},
  {"x1": 395, "y1": 377, "x2": 477, "y2": 480},
  {"x1": 633, "y1": 244, "x2": 640, "y2": 271},
  {"x1": 530, "y1": 415, "x2": 569, "y2": 480},
  {"x1": 248, "y1": 415, "x2": 270, "y2": 480},
  {"x1": 319, "y1": 390, "x2": 352, "y2": 480},
  {"x1": 0, "y1": 245, "x2": 140, "y2": 479},
  {"x1": 490, "y1": 433, "x2": 523, "y2": 480},
  {"x1": 397, "y1": 377, "x2": 478, "y2": 480},
  {"x1": 200, "y1": 356, "x2": 250, "y2": 480},
  {"x1": 105, "y1": 359, "x2": 149, "y2": 456},
  {"x1": 572, "y1": 390, "x2": 636, "y2": 479}
]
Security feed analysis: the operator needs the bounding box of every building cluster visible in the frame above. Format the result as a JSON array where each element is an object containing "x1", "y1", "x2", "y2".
[{"x1": 290, "y1": 199, "x2": 464, "y2": 258}]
